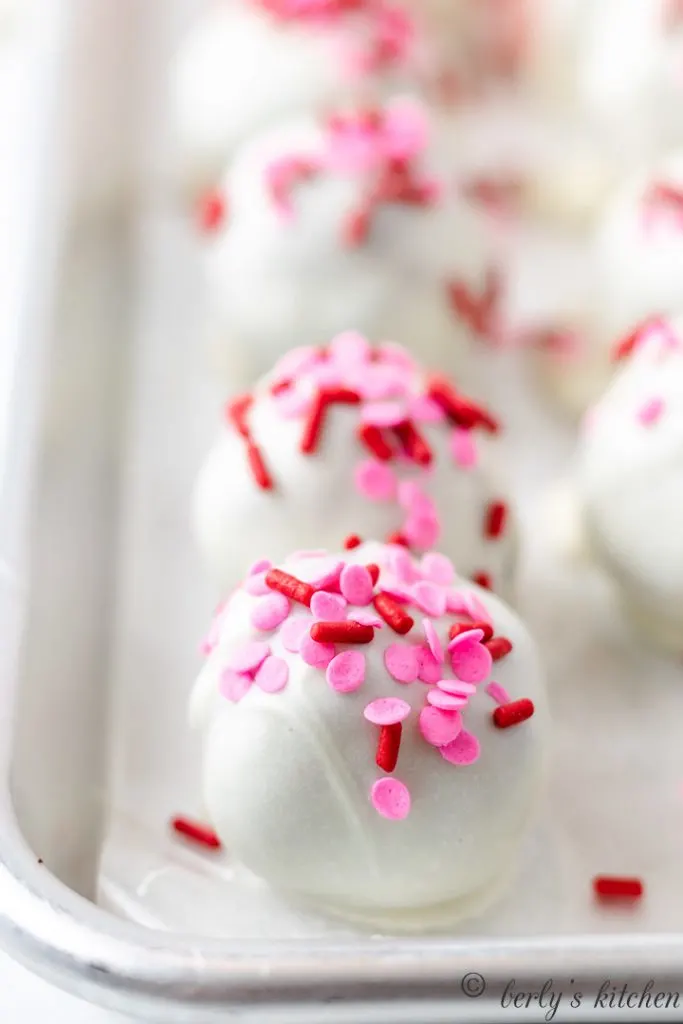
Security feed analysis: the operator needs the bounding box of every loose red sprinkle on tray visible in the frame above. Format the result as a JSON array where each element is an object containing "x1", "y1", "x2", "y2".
[
  {"x1": 593, "y1": 876, "x2": 644, "y2": 902},
  {"x1": 493, "y1": 698, "x2": 534, "y2": 729},
  {"x1": 373, "y1": 591, "x2": 414, "y2": 634},
  {"x1": 171, "y1": 816, "x2": 221, "y2": 850},
  {"x1": 393, "y1": 419, "x2": 432, "y2": 466},
  {"x1": 197, "y1": 190, "x2": 226, "y2": 233},
  {"x1": 472, "y1": 571, "x2": 492, "y2": 590},
  {"x1": 310, "y1": 621, "x2": 375, "y2": 644},
  {"x1": 484, "y1": 500, "x2": 508, "y2": 539},
  {"x1": 343, "y1": 534, "x2": 363, "y2": 549},
  {"x1": 426, "y1": 376, "x2": 500, "y2": 434},
  {"x1": 486, "y1": 636, "x2": 513, "y2": 661},
  {"x1": 265, "y1": 569, "x2": 315, "y2": 607},
  {"x1": 376, "y1": 722, "x2": 402, "y2": 772}
]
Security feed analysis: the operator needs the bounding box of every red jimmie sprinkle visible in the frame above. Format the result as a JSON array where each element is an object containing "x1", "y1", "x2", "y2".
[
  {"x1": 485, "y1": 500, "x2": 508, "y2": 540},
  {"x1": 270, "y1": 378, "x2": 292, "y2": 395},
  {"x1": 171, "y1": 816, "x2": 221, "y2": 850},
  {"x1": 358, "y1": 423, "x2": 394, "y2": 461},
  {"x1": 447, "y1": 268, "x2": 500, "y2": 339},
  {"x1": 493, "y1": 698, "x2": 534, "y2": 729},
  {"x1": 593, "y1": 876, "x2": 644, "y2": 901},
  {"x1": 197, "y1": 190, "x2": 226, "y2": 233},
  {"x1": 393, "y1": 419, "x2": 432, "y2": 466},
  {"x1": 343, "y1": 534, "x2": 363, "y2": 549},
  {"x1": 323, "y1": 386, "x2": 361, "y2": 406},
  {"x1": 310, "y1": 621, "x2": 374, "y2": 644},
  {"x1": 225, "y1": 393, "x2": 253, "y2": 438},
  {"x1": 265, "y1": 569, "x2": 315, "y2": 607},
  {"x1": 300, "y1": 391, "x2": 328, "y2": 455},
  {"x1": 427, "y1": 376, "x2": 500, "y2": 434},
  {"x1": 366, "y1": 563, "x2": 380, "y2": 586},
  {"x1": 612, "y1": 319, "x2": 659, "y2": 362},
  {"x1": 486, "y1": 636, "x2": 513, "y2": 661},
  {"x1": 386, "y1": 530, "x2": 409, "y2": 547},
  {"x1": 472, "y1": 571, "x2": 492, "y2": 590},
  {"x1": 246, "y1": 442, "x2": 274, "y2": 491},
  {"x1": 376, "y1": 722, "x2": 402, "y2": 772},
  {"x1": 450, "y1": 620, "x2": 494, "y2": 643},
  {"x1": 373, "y1": 592, "x2": 414, "y2": 635}
]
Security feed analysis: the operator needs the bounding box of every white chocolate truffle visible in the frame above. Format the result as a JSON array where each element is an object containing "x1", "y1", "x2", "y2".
[
  {"x1": 173, "y1": 1, "x2": 420, "y2": 191},
  {"x1": 193, "y1": 334, "x2": 516, "y2": 598},
  {"x1": 190, "y1": 541, "x2": 547, "y2": 931},
  {"x1": 200, "y1": 99, "x2": 502, "y2": 387},
  {"x1": 577, "y1": 318, "x2": 683, "y2": 652}
]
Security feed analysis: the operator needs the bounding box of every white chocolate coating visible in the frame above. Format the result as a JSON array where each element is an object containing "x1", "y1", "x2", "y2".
[
  {"x1": 202, "y1": 103, "x2": 501, "y2": 387},
  {"x1": 577, "y1": 319, "x2": 683, "y2": 652},
  {"x1": 193, "y1": 337, "x2": 516, "y2": 597},
  {"x1": 190, "y1": 541, "x2": 548, "y2": 931}
]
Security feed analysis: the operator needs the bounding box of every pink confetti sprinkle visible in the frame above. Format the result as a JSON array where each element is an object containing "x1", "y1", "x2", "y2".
[
  {"x1": 364, "y1": 697, "x2": 411, "y2": 725},
  {"x1": 280, "y1": 615, "x2": 312, "y2": 653},
  {"x1": 384, "y1": 643, "x2": 420, "y2": 683},
  {"x1": 349, "y1": 363, "x2": 408, "y2": 400},
  {"x1": 244, "y1": 571, "x2": 271, "y2": 596},
  {"x1": 462, "y1": 591, "x2": 494, "y2": 625},
  {"x1": 248, "y1": 559, "x2": 272, "y2": 576},
  {"x1": 370, "y1": 777, "x2": 411, "y2": 820},
  {"x1": 422, "y1": 618, "x2": 444, "y2": 662},
  {"x1": 410, "y1": 395, "x2": 444, "y2": 422},
  {"x1": 416, "y1": 644, "x2": 442, "y2": 683},
  {"x1": 226, "y1": 641, "x2": 270, "y2": 674},
  {"x1": 254, "y1": 655, "x2": 289, "y2": 693},
  {"x1": 437, "y1": 678, "x2": 477, "y2": 696},
  {"x1": 448, "y1": 627, "x2": 484, "y2": 648},
  {"x1": 420, "y1": 552, "x2": 454, "y2": 586},
  {"x1": 404, "y1": 512, "x2": 440, "y2": 550},
  {"x1": 380, "y1": 582, "x2": 414, "y2": 603},
  {"x1": 351, "y1": 610, "x2": 383, "y2": 628},
  {"x1": 274, "y1": 388, "x2": 312, "y2": 419},
  {"x1": 445, "y1": 590, "x2": 470, "y2": 615},
  {"x1": 326, "y1": 650, "x2": 366, "y2": 692},
  {"x1": 296, "y1": 557, "x2": 344, "y2": 588},
  {"x1": 386, "y1": 546, "x2": 417, "y2": 582},
  {"x1": 486, "y1": 681, "x2": 511, "y2": 705},
  {"x1": 427, "y1": 689, "x2": 468, "y2": 710},
  {"x1": 419, "y1": 706, "x2": 463, "y2": 746},
  {"x1": 354, "y1": 459, "x2": 398, "y2": 502},
  {"x1": 219, "y1": 669, "x2": 252, "y2": 703},
  {"x1": 300, "y1": 632, "x2": 336, "y2": 669},
  {"x1": 310, "y1": 591, "x2": 347, "y2": 620},
  {"x1": 329, "y1": 330, "x2": 371, "y2": 364},
  {"x1": 251, "y1": 592, "x2": 291, "y2": 631},
  {"x1": 412, "y1": 580, "x2": 447, "y2": 617},
  {"x1": 360, "y1": 400, "x2": 408, "y2": 427},
  {"x1": 440, "y1": 729, "x2": 481, "y2": 766},
  {"x1": 397, "y1": 480, "x2": 433, "y2": 513},
  {"x1": 273, "y1": 345, "x2": 321, "y2": 378},
  {"x1": 450, "y1": 427, "x2": 478, "y2": 468},
  {"x1": 449, "y1": 632, "x2": 493, "y2": 684},
  {"x1": 637, "y1": 396, "x2": 665, "y2": 426},
  {"x1": 378, "y1": 341, "x2": 416, "y2": 370},
  {"x1": 340, "y1": 564, "x2": 374, "y2": 605}
]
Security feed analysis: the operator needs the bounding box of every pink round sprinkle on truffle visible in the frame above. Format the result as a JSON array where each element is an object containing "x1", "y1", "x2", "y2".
[
  {"x1": 360, "y1": 400, "x2": 408, "y2": 427},
  {"x1": 280, "y1": 615, "x2": 312, "y2": 653},
  {"x1": 419, "y1": 706, "x2": 463, "y2": 747},
  {"x1": 437, "y1": 678, "x2": 477, "y2": 696},
  {"x1": 310, "y1": 590, "x2": 348, "y2": 620},
  {"x1": 379, "y1": 341, "x2": 416, "y2": 370},
  {"x1": 296, "y1": 556, "x2": 343, "y2": 588},
  {"x1": 440, "y1": 729, "x2": 481, "y2": 766},
  {"x1": 327, "y1": 650, "x2": 366, "y2": 692},
  {"x1": 364, "y1": 696, "x2": 411, "y2": 725},
  {"x1": 248, "y1": 558, "x2": 272, "y2": 576},
  {"x1": 427, "y1": 689, "x2": 468, "y2": 711},
  {"x1": 299, "y1": 632, "x2": 336, "y2": 669},
  {"x1": 354, "y1": 458, "x2": 397, "y2": 502},
  {"x1": 384, "y1": 643, "x2": 420, "y2": 683},
  {"x1": 449, "y1": 631, "x2": 492, "y2": 684},
  {"x1": 386, "y1": 546, "x2": 416, "y2": 582},
  {"x1": 244, "y1": 571, "x2": 272, "y2": 597},
  {"x1": 404, "y1": 513, "x2": 440, "y2": 550},
  {"x1": 637, "y1": 396, "x2": 665, "y2": 426},
  {"x1": 219, "y1": 669, "x2": 253, "y2": 703},
  {"x1": 255, "y1": 655, "x2": 289, "y2": 694},
  {"x1": 397, "y1": 480, "x2": 433, "y2": 513},
  {"x1": 450, "y1": 427, "x2": 478, "y2": 468},
  {"x1": 274, "y1": 388, "x2": 312, "y2": 419},
  {"x1": 329, "y1": 330, "x2": 371, "y2": 364},
  {"x1": 351, "y1": 610, "x2": 384, "y2": 628},
  {"x1": 251, "y1": 592, "x2": 291, "y2": 631},
  {"x1": 422, "y1": 618, "x2": 444, "y2": 662},
  {"x1": 370, "y1": 777, "x2": 411, "y2": 820},
  {"x1": 416, "y1": 644, "x2": 442, "y2": 683},
  {"x1": 340, "y1": 563, "x2": 374, "y2": 605},
  {"x1": 226, "y1": 641, "x2": 270, "y2": 674},
  {"x1": 412, "y1": 580, "x2": 447, "y2": 618},
  {"x1": 420, "y1": 552, "x2": 455, "y2": 586}
]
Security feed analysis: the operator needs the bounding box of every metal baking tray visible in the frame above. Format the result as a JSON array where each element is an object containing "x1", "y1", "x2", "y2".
[{"x1": 3, "y1": 1, "x2": 683, "y2": 1020}]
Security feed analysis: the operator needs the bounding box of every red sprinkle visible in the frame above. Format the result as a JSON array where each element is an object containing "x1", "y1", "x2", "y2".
[
  {"x1": 270, "y1": 378, "x2": 293, "y2": 395},
  {"x1": 225, "y1": 393, "x2": 253, "y2": 438},
  {"x1": 376, "y1": 722, "x2": 402, "y2": 773},
  {"x1": 246, "y1": 442, "x2": 274, "y2": 491},
  {"x1": 486, "y1": 636, "x2": 513, "y2": 661},
  {"x1": 450, "y1": 620, "x2": 494, "y2": 643},
  {"x1": 344, "y1": 206, "x2": 371, "y2": 246},
  {"x1": 310, "y1": 621, "x2": 374, "y2": 644},
  {"x1": 427, "y1": 376, "x2": 500, "y2": 434},
  {"x1": 484, "y1": 500, "x2": 508, "y2": 540},
  {"x1": 366, "y1": 563, "x2": 380, "y2": 586},
  {"x1": 265, "y1": 569, "x2": 314, "y2": 607},
  {"x1": 343, "y1": 534, "x2": 363, "y2": 549},
  {"x1": 447, "y1": 268, "x2": 501, "y2": 339},
  {"x1": 197, "y1": 190, "x2": 226, "y2": 233},
  {"x1": 386, "y1": 530, "x2": 409, "y2": 547},
  {"x1": 373, "y1": 592, "x2": 414, "y2": 635},
  {"x1": 358, "y1": 423, "x2": 394, "y2": 461},
  {"x1": 472, "y1": 571, "x2": 492, "y2": 590},
  {"x1": 393, "y1": 419, "x2": 432, "y2": 466},
  {"x1": 323, "y1": 386, "x2": 361, "y2": 406},
  {"x1": 593, "y1": 876, "x2": 644, "y2": 901},
  {"x1": 612, "y1": 319, "x2": 658, "y2": 362},
  {"x1": 300, "y1": 391, "x2": 328, "y2": 455},
  {"x1": 493, "y1": 698, "x2": 534, "y2": 729},
  {"x1": 171, "y1": 816, "x2": 221, "y2": 850}
]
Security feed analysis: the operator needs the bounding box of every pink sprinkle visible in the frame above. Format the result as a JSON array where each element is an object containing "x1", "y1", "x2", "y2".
[
  {"x1": 397, "y1": 480, "x2": 433, "y2": 513},
  {"x1": 273, "y1": 345, "x2": 321, "y2": 378},
  {"x1": 461, "y1": 591, "x2": 494, "y2": 625},
  {"x1": 404, "y1": 512, "x2": 440, "y2": 550},
  {"x1": 254, "y1": 655, "x2": 289, "y2": 693},
  {"x1": 419, "y1": 706, "x2": 463, "y2": 746},
  {"x1": 378, "y1": 342, "x2": 416, "y2": 370},
  {"x1": 244, "y1": 571, "x2": 272, "y2": 596},
  {"x1": 364, "y1": 697, "x2": 411, "y2": 725},
  {"x1": 416, "y1": 644, "x2": 442, "y2": 683},
  {"x1": 437, "y1": 678, "x2": 477, "y2": 696},
  {"x1": 251, "y1": 592, "x2": 291, "y2": 631},
  {"x1": 200, "y1": 602, "x2": 227, "y2": 656},
  {"x1": 386, "y1": 546, "x2": 417, "y2": 582},
  {"x1": 340, "y1": 564, "x2": 374, "y2": 606},
  {"x1": 380, "y1": 582, "x2": 414, "y2": 603},
  {"x1": 296, "y1": 557, "x2": 343, "y2": 588},
  {"x1": 226, "y1": 641, "x2": 270, "y2": 674},
  {"x1": 329, "y1": 330, "x2": 371, "y2": 364},
  {"x1": 326, "y1": 650, "x2": 366, "y2": 692},
  {"x1": 637, "y1": 396, "x2": 665, "y2": 426},
  {"x1": 450, "y1": 427, "x2": 478, "y2": 468},
  {"x1": 299, "y1": 632, "x2": 335, "y2": 669},
  {"x1": 445, "y1": 590, "x2": 470, "y2": 615},
  {"x1": 420, "y1": 552, "x2": 454, "y2": 586},
  {"x1": 440, "y1": 729, "x2": 481, "y2": 766},
  {"x1": 449, "y1": 631, "x2": 493, "y2": 684},
  {"x1": 486, "y1": 681, "x2": 511, "y2": 705},
  {"x1": 384, "y1": 643, "x2": 420, "y2": 683},
  {"x1": 273, "y1": 388, "x2": 312, "y2": 419},
  {"x1": 370, "y1": 777, "x2": 411, "y2": 820},
  {"x1": 427, "y1": 689, "x2": 468, "y2": 711},
  {"x1": 351, "y1": 610, "x2": 383, "y2": 628},
  {"x1": 219, "y1": 669, "x2": 252, "y2": 703},
  {"x1": 248, "y1": 559, "x2": 272, "y2": 576},
  {"x1": 360, "y1": 400, "x2": 408, "y2": 427},
  {"x1": 412, "y1": 581, "x2": 447, "y2": 617},
  {"x1": 410, "y1": 395, "x2": 444, "y2": 422},
  {"x1": 310, "y1": 591, "x2": 347, "y2": 620},
  {"x1": 422, "y1": 618, "x2": 444, "y2": 662},
  {"x1": 354, "y1": 459, "x2": 397, "y2": 502},
  {"x1": 280, "y1": 615, "x2": 312, "y2": 653}
]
